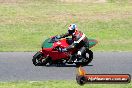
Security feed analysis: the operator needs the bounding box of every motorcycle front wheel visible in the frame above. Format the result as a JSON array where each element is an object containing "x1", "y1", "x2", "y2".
[{"x1": 32, "y1": 52, "x2": 46, "y2": 66}]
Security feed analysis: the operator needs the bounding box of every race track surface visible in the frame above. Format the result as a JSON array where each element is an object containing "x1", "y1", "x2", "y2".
[{"x1": 0, "y1": 52, "x2": 132, "y2": 81}]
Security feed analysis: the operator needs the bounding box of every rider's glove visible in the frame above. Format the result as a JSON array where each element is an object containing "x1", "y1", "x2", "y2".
[
  {"x1": 62, "y1": 48, "x2": 67, "y2": 52},
  {"x1": 59, "y1": 48, "x2": 67, "y2": 52},
  {"x1": 56, "y1": 35, "x2": 61, "y2": 39}
]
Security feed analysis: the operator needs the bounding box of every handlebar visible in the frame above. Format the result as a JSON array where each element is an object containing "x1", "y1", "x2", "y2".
[{"x1": 48, "y1": 36, "x2": 60, "y2": 43}]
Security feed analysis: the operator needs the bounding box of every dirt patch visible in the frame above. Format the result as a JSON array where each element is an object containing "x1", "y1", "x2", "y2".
[
  {"x1": 0, "y1": 0, "x2": 28, "y2": 4},
  {"x1": 0, "y1": 11, "x2": 131, "y2": 24},
  {"x1": 59, "y1": 0, "x2": 106, "y2": 3},
  {"x1": 47, "y1": 11, "x2": 132, "y2": 23}
]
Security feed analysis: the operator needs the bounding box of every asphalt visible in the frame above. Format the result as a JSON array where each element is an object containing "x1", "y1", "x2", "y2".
[{"x1": 0, "y1": 52, "x2": 132, "y2": 81}]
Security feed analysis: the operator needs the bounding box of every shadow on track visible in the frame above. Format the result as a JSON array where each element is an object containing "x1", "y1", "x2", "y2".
[{"x1": 41, "y1": 64, "x2": 93, "y2": 67}]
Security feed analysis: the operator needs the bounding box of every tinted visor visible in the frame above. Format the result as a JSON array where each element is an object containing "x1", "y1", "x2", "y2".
[{"x1": 68, "y1": 29, "x2": 75, "y2": 35}]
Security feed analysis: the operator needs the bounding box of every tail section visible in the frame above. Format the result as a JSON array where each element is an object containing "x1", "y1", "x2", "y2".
[{"x1": 88, "y1": 38, "x2": 98, "y2": 48}]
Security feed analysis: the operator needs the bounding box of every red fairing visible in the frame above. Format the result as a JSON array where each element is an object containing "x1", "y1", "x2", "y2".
[
  {"x1": 54, "y1": 38, "x2": 69, "y2": 48},
  {"x1": 41, "y1": 37, "x2": 96, "y2": 61},
  {"x1": 33, "y1": 35, "x2": 97, "y2": 66},
  {"x1": 42, "y1": 39, "x2": 70, "y2": 60}
]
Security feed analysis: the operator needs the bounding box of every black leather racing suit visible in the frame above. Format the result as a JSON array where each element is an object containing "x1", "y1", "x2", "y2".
[{"x1": 60, "y1": 31, "x2": 89, "y2": 62}]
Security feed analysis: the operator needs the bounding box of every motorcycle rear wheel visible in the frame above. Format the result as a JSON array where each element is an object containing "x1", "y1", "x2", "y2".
[
  {"x1": 75, "y1": 50, "x2": 93, "y2": 67},
  {"x1": 84, "y1": 49, "x2": 93, "y2": 65}
]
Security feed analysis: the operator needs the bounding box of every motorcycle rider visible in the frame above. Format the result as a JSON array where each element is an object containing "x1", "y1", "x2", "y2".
[{"x1": 57, "y1": 24, "x2": 89, "y2": 62}]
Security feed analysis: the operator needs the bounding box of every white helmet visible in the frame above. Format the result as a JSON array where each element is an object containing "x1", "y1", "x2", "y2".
[{"x1": 68, "y1": 24, "x2": 77, "y2": 35}]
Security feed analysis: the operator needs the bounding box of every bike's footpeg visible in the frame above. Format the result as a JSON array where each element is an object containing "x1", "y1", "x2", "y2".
[
  {"x1": 74, "y1": 59, "x2": 83, "y2": 63},
  {"x1": 67, "y1": 60, "x2": 74, "y2": 64}
]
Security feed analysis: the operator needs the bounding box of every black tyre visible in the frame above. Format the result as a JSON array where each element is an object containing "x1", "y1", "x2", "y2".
[
  {"x1": 32, "y1": 52, "x2": 44, "y2": 66},
  {"x1": 86, "y1": 50, "x2": 93, "y2": 64},
  {"x1": 76, "y1": 50, "x2": 93, "y2": 67},
  {"x1": 83, "y1": 50, "x2": 93, "y2": 65}
]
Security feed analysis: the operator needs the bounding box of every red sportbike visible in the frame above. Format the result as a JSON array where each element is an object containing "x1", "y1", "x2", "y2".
[{"x1": 32, "y1": 36, "x2": 98, "y2": 66}]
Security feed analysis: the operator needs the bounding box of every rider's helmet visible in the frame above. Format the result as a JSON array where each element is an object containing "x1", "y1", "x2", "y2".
[{"x1": 68, "y1": 24, "x2": 78, "y2": 35}]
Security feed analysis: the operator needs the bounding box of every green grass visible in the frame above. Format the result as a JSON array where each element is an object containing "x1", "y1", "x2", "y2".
[
  {"x1": 0, "y1": 80, "x2": 132, "y2": 88},
  {"x1": 0, "y1": 0, "x2": 132, "y2": 51}
]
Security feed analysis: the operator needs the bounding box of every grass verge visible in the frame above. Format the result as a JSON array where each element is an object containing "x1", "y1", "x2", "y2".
[
  {"x1": 0, "y1": 80, "x2": 132, "y2": 88},
  {"x1": 0, "y1": 0, "x2": 132, "y2": 51}
]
